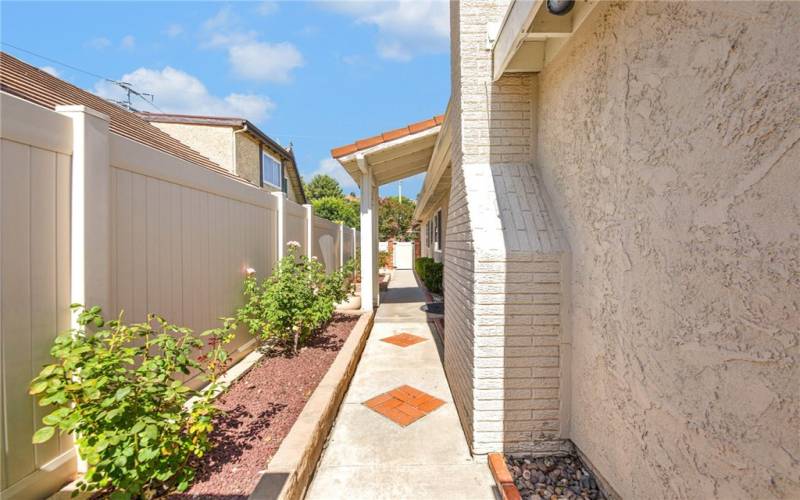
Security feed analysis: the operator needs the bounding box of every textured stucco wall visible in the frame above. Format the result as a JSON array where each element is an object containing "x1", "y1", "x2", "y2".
[
  {"x1": 151, "y1": 122, "x2": 233, "y2": 173},
  {"x1": 535, "y1": 2, "x2": 800, "y2": 498},
  {"x1": 234, "y1": 132, "x2": 261, "y2": 187}
]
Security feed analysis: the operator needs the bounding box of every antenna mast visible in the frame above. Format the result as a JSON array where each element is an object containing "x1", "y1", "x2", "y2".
[{"x1": 108, "y1": 81, "x2": 154, "y2": 112}]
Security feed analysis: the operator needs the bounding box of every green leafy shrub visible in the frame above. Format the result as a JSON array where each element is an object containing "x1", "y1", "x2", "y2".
[
  {"x1": 29, "y1": 305, "x2": 235, "y2": 498},
  {"x1": 237, "y1": 242, "x2": 355, "y2": 354},
  {"x1": 415, "y1": 257, "x2": 444, "y2": 294}
]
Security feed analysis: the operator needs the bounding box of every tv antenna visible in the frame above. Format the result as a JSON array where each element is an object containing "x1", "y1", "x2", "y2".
[{"x1": 108, "y1": 81, "x2": 155, "y2": 112}]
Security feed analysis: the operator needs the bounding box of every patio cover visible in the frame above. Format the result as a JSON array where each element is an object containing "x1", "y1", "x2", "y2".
[{"x1": 331, "y1": 115, "x2": 443, "y2": 311}]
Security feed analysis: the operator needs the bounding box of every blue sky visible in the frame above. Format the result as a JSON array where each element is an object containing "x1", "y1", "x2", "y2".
[{"x1": 1, "y1": 1, "x2": 451, "y2": 199}]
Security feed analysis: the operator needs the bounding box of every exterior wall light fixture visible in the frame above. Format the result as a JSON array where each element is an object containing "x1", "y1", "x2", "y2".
[{"x1": 547, "y1": 0, "x2": 575, "y2": 16}]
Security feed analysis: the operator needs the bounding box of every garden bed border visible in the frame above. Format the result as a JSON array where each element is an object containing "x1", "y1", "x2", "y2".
[
  {"x1": 249, "y1": 310, "x2": 375, "y2": 500},
  {"x1": 488, "y1": 452, "x2": 523, "y2": 500},
  {"x1": 488, "y1": 447, "x2": 622, "y2": 500}
]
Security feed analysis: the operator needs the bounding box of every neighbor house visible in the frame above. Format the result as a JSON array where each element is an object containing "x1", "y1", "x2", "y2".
[
  {"x1": 333, "y1": 1, "x2": 799, "y2": 499},
  {"x1": 138, "y1": 112, "x2": 307, "y2": 204}
]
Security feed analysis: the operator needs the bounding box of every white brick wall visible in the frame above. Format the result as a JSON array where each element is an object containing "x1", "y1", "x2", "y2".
[{"x1": 445, "y1": 0, "x2": 571, "y2": 456}]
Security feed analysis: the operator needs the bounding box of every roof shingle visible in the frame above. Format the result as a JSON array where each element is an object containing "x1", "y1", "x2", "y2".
[{"x1": 331, "y1": 115, "x2": 444, "y2": 159}]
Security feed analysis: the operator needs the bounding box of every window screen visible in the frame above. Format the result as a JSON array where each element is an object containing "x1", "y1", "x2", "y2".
[{"x1": 262, "y1": 152, "x2": 283, "y2": 188}]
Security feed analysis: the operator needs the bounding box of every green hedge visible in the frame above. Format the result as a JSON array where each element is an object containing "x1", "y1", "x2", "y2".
[{"x1": 415, "y1": 257, "x2": 443, "y2": 294}]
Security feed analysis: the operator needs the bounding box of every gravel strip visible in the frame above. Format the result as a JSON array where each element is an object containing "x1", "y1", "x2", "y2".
[
  {"x1": 506, "y1": 454, "x2": 606, "y2": 500},
  {"x1": 173, "y1": 313, "x2": 360, "y2": 499}
]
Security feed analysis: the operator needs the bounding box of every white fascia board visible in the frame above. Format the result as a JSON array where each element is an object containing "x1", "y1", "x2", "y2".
[{"x1": 335, "y1": 126, "x2": 441, "y2": 164}]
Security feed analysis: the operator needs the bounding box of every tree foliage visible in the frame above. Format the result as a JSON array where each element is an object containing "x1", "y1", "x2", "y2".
[
  {"x1": 304, "y1": 174, "x2": 344, "y2": 201},
  {"x1": 312, "y1": 196, "x2": 360, "y2": 229},
  {"x1": 379, "y1": 195, "x2": 416, "y2": 241}
]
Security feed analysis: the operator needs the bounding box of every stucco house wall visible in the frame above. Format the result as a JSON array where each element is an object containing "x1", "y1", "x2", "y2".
[
  {"x1": 234, "y1": 132, "x2": 261, "y2": 188},
  {"x1": 151, "y1": 122, "x2": 233, "y2": 172},
  {"x1": 531, "y1": 2, "x2": 800, "y2": 498}
]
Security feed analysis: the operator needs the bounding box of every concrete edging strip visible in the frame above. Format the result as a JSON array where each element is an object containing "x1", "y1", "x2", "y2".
[
  {"x1": 488, "y1": 452, "x2": 522, "y2": 500},
  {"x1": 249, "y1": 311, "x2": 375, "y2": 500}
]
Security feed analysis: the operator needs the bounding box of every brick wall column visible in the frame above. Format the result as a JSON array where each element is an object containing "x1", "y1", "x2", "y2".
[{"x1": 446, "y1": 0, "x2": 571, "y2": 456}]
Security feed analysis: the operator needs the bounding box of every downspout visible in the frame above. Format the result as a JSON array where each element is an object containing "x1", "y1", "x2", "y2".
[{"x1": 233, "y1": 123, "x2": 249, "y2": 180}]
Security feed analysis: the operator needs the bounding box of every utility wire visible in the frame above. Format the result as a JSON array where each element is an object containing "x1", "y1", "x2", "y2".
[
  {"x1": 2, "y1": 41, "x2": 112, "y2": 81},
  {"x1": 1, "y1": 41, "x2": 164, "y2": 112}
]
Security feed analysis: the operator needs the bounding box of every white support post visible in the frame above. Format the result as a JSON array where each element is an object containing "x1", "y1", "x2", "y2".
[
  {"x1": 372, "y1": 183, "x2": 380, "y2": 307},
  {"x1": 338, "y1": 223, "x2": 345, "y2": 269},
  {"x1": 57, "y1": 105, "x2": 110, "y2": 475},
  {"x1": 352, "y1": 227, "x2": 357, "y2": 259},
  {"x1": 57, "y1": 105, "x2": 111, "y2": 322},
  {"x1": 304, "y1": 204, "x2": 314, "y2": 260},
  {"x1": 360, "y1": 171, "x2": 375, "y2": 312},
  {"x1": 273, "y1": 192, "x2": 286, "y2": 259}
]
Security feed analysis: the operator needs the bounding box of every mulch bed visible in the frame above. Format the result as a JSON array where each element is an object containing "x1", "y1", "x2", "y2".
[{"x1": 172, "y1": 313, "x2": 360, "y2": 499}]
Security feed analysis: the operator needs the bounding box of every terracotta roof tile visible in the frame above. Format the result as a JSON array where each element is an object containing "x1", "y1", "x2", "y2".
[
  {"x1": 331, "y1": 114, "x2": 444, "y2": 159},
  {"x1": 0, "y1": 52, "x2": 232, "y2": 177}
]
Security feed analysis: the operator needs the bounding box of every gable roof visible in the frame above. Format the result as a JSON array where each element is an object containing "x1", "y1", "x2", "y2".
[
  {"x1": 331, "y1": 115, "x2": 444, "y2": 158},
  {"x1": 137, "y1": 111, "x2": 307, "y2": 204},
  {"x1": 136, "y1": 112, "x2": 289, "y2": 159},
  {"x1": 0, "y1": 52, "x2": 230, "y2": 175}
]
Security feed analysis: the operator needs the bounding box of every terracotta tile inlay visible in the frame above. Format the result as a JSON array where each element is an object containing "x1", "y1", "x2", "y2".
[
  {"x1": 363, "y1": 385, "x2": 445, "y2": 427},
  {"x1": 381, "y1": 332, "x2": 427, "y2": 348}
]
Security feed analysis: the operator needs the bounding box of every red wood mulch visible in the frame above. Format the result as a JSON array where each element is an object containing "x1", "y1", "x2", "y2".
[{"x1": 171, "y1": 313, "x2": 360, "y2": 499}]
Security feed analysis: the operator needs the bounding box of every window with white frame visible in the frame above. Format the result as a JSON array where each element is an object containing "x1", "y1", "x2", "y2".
[
  {"x1": 426, "y1": 221, "x2": 432, "y2": 248},
  {"x1": 434, "y1": 209, "x2": 442, "y2": 252},
  {"x1": 262, "y1": 151, "x2": 283, "y2": 189}
]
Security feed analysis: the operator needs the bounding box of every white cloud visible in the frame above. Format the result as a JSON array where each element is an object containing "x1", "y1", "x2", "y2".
[
  {"x1": 310, "y1": 158, "x2": 358, "y2": 191},
  {"x1": 327, "y1": 0, "x2": 450, "y2": 61},
  {"x1": 200, "y1": 7, "x2": 304, "y2": 83},
  {"x1": 94, "y1": 67, "x2": 275, "y2": 121},
  {"x1": 39, "y1": 66, "x2": 60, "y2": 77},
  {"x1": 204, "y1": 30, "x2": 259, "y2": 49},
  {"x1": 229, "y1": 42, "x2": 304, "y2": 83},
  {"x1": 121, "y1": 35, "x2": 135, "y2": 49},
  {"x1": 86, "y1": 36, "x2": 111, "y2": 50},
  {"x1": 203, "y1": 6, "x2": 237, "y2": 31},
  {"x1": 256, "y1": 1, "x2": 279, "y2": 16},
  {"x1": 164, "y1": 24, "x2": 184, "y2": 38},
  {"x1": 377, "y1": 42, "x2": 412, "y2": 62}
]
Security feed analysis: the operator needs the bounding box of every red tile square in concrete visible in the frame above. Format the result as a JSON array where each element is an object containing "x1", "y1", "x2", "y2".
[
  {"x1": 363, "y1": 385, "x2": 445, "y2": 427},
  {"x1": 381, "y1": 332, "x2": 427, "y2": 348}
]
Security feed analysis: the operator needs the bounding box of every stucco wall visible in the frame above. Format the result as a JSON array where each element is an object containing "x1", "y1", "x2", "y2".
[
  {"x1": 535, "y1": 2, "x2": 800, "y2": 498},
  {"x1": 235, "y1": 132, "x2": 261, "y2": 187},
  {"x1": 151, "y1": 122, "x2": 233, "y2": 173}
]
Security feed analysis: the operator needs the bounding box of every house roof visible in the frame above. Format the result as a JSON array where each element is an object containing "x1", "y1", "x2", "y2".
[
  {"x1": 137, "y1": 111, "x2": 308, "y2": 204},
  {"x1": 0, "y1": 52, "x2": 232, "y2": 175},
  {"x1": 137, "y1": 112, "x2": 291, "y2": 160},
  {"x1": 331, "y1": 115, "x2": 444, "y2": 159}
]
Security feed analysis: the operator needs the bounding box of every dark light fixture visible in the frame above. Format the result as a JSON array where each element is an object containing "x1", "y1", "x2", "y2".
[{"x1": 546, "y1": 0, "x2": 575, "y2": 16}]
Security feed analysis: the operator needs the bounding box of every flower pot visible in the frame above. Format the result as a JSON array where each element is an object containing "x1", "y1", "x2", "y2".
[{"x1": 336, "y1": 294, "x2": 361, "y2": 311}]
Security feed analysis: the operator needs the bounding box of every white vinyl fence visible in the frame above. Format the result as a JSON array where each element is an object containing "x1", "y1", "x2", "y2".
[{"x1": 0, "y1": 92, "x2": 358, "y2": 499}]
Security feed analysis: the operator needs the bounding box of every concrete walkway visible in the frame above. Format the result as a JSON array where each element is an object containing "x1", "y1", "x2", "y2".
[{"x1": 306, "y1": 270, "x2": 496, "y2": 500}]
